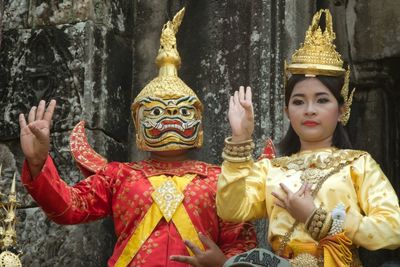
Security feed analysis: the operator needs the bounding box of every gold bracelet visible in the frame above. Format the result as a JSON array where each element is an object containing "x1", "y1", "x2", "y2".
[
  {"x1": 305, "y1": 208, "x2": 318, "y2": 230},
  {"x1": 307, "y1": 207, "x2": 327, "y2": 240},
  {"x1": 224, "y1": 144, "x2": 254, "y2": 155},
  {"x1": 318, "y1": 213, "x2": 333, "y2": 240},
  {"x1": 221, "y1": 151, "x2": 253, "y2": 163},
  {"x1": 223, "y1": 136, "x2": 255, "y2": 159},
  {"x1": 224, "y1": 136, "x2": 253, "y2": 145}
]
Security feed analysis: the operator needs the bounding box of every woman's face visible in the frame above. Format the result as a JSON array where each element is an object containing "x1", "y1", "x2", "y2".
[{"x1": 286, "y1": 78, "x2": 343, "y2": 149}]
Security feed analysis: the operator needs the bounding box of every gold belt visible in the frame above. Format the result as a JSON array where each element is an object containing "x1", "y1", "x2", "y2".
[{"x1": 271, "y1": 234, "x2": 360, "y2": 267}]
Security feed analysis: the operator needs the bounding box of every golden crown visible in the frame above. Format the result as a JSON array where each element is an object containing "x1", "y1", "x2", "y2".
[
  {"x1": 286, "y1": 9, "x2": 355, "y2": 125},
  {"x1": 287, "y1": 9, "x2": 345, "y2": 76},
  {"x1": 131, "y1": 8, "x2": 202, "y2": 113}
]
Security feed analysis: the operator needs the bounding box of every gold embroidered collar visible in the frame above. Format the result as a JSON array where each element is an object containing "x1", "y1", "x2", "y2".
[
  {"x1": 271, "y1": 148, "x2": 366, "y2": 171},
  {"x1": 128, "y1": 159, "x2": 219, "y2": 178}
]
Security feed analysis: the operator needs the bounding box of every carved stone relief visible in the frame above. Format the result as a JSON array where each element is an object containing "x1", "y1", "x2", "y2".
[{"x1": 0, "y1": 27, "x2": 83, "y2": 142}]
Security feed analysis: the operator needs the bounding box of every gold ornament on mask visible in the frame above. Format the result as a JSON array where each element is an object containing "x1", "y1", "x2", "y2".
[
  {"x1": 131, "y1": 7, "x2": 203, "y2": 151},
  {"x1": 285, "y1": 9, "x2": 355, "y2": 125}
]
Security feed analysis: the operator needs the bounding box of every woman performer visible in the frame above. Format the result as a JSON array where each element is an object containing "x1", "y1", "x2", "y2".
[{"x1": 217, "y1": 9, "x2": 400, "y2": 267}]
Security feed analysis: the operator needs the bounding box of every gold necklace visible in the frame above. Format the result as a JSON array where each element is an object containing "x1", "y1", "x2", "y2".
[
  {"x1": 279, "y1": 148, "x2": 338, "y2": 185},
  {"x1": 300, "y1": 167, "x2": 331, "y2": 185}
]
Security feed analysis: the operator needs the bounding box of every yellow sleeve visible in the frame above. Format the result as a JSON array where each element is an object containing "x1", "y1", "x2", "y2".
[
  {"x1": 345, "y1": 153, "x2": 400, "y2": 250},
  {"x1": 216, "y1": 159, "x2": 269, "y2": 222}
]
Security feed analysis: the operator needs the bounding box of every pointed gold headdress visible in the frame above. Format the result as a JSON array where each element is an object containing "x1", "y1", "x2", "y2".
[
  {"x1": 131, "y1": 8, "x2": 203, "y2": 151},
  {"x1": 286, "y1": 9, "x2": 355, "y2": 125},
  {"x1": 131, "y1": 8, "x2": 201, "y2": 106}
]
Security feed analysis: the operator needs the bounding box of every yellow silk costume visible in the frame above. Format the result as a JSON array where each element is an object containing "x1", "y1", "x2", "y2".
[{"x1": 217, "y1": 148, "x2": 400, "y2": 261}]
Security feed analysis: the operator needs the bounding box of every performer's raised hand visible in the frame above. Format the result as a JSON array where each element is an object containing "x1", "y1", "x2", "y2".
[
  {"x1": 228, "y1": 86, "x2": 254, "y2": 142},
  {"x1": 19, "y1": 99, "x2": 56, "y2": 177},
  {"x1": 170, "y1": 232, "x2": 227, "y2": 267}
]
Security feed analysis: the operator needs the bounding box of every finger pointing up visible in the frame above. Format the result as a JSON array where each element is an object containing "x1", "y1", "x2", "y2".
[{"x1": 44, "y1": 99, "x2": 57, "y2": 122}]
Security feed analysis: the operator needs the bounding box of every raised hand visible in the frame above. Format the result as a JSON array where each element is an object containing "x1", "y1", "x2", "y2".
[
  {"x1": 170, "y1": 232, "x2": 227, "y2": 267},
  {"x1": 228, "y1": 86, "x2": 254, "y2": 142},
  {"x1": 19, "y1": 100, "x2": 56, "y2": 177},
  {"x1": 272, "y1": 182, "x2": 316, "y2": 223}
]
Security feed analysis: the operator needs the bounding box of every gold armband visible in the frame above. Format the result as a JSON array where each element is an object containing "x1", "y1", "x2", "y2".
[
  {"x1": 305, "y1": 208, "x2": 317, "y2": 230},
  {"x1": 305, "y1": 207, "x2": 329, "y2": 240},
  {"x1": 318, "y1": 213, "x2": 333, "y2": 240},
  {"x1": 222, "y1": 137, "x2": 255, "y2": 163}
]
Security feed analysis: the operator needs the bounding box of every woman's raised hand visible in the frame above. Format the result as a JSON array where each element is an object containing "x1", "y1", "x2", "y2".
[
  {"x1": 19, "y1": 100, "x2": 56, "y2": 177},
  {"x1": 228, "y1": 86, "x2": 254, "y2": 142}
]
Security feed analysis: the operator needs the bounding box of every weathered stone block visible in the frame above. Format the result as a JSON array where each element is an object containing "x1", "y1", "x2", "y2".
[
  {"x1": 17, "y1": 208, "x2": 115, "y2": 267},
  {"x1": 348, "y1": 0, "x2": 400, "y2": 61},
  {"x1": 0, "y1": 19, "x2": 132, "y2": 266},
  {"x1": 145, "y1": 0, "x2": 286, "y2": 163},
  {"x1": 2, "y1": 0, "x2": 134, "y2": 33}
]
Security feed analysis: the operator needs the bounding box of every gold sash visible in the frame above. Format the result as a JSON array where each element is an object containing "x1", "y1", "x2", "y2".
[{"x1": 115, "y1": 174, "x2": 204, "y2": 267}]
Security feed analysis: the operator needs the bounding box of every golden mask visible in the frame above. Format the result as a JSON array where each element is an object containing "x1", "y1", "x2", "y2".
[
  {"x1": 134, "y1": 96, "x2": 202, "y2": 151},
  {"x1": 131, "y1": 8, "x2": 204, "y2": 151}
]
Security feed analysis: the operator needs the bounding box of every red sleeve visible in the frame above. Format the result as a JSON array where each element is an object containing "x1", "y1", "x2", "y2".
[
  {"x1": 21, "y1": 155, "x2": 113, "y2": 224},
  {"x1": 217, "y1": 220, "x2": 258, "y2": 258}
]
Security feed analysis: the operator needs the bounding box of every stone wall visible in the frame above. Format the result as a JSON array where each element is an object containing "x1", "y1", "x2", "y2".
[
  {"x1": 0, "y1": 0, "x2": 399, "y2": 266},
  {"x1": 0, "y1": 0, "x2": 133, "y2": 265}
]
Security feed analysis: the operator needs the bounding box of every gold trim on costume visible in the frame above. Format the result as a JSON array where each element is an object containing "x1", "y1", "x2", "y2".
[
  {"x1": 151, "y1": 180, "x2": 184, "y2": 222},
  {"x1": 115, "y1": 174, "x2": 204, "y2": 266},
  {"x1": 271, "y1": 148, "x2": 366, "y2": 172},
  {"x1": 114, "y1": 204, "x2": 163, "y2": 267}
]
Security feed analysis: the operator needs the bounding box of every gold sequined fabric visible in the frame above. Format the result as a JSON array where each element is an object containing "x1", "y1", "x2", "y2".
[
  {"x1": 217, "y1": 148, "x2": 400, "y2": 252},
  {"x1": 151, "y1": 180, "x2": 184, "y2": 222}
]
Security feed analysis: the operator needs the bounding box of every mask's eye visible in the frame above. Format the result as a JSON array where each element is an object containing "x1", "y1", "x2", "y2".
[
  {"x1": 180, "y1": 108, "x2": 191, "y2": 116},
  {"x1": 150, "y1": 107, "x2": 163, "y2": 116}
]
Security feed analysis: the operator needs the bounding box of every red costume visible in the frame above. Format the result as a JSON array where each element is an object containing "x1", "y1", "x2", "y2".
[{"x1": 21, "y1": 156, "x2": 256, "y2": 266}]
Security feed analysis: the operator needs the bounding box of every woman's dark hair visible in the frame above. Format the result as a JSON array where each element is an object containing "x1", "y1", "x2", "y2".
[{"x1": 278, "y1": 74, "x2": 352, "y2": 156}]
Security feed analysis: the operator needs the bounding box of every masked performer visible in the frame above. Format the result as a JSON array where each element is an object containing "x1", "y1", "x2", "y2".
[
  {"x1": 19, "y1": 8, "x2": 256, "y2": 267},
  {"x1": 217, "y1": 9, "x2": 400, "y2": 267}
]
